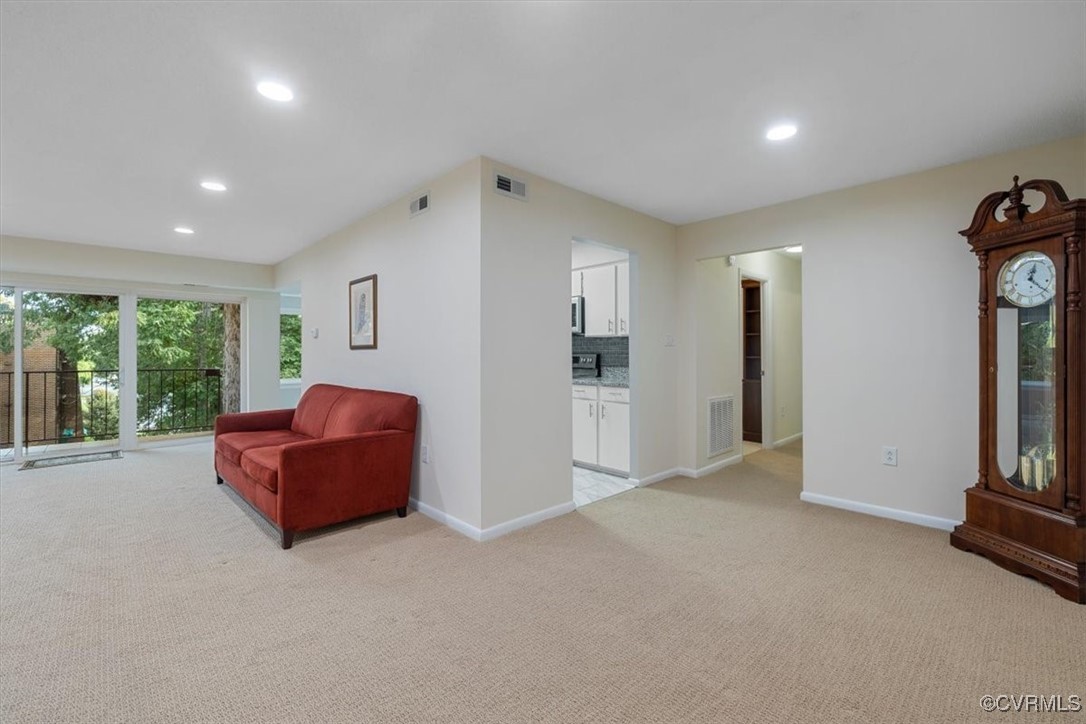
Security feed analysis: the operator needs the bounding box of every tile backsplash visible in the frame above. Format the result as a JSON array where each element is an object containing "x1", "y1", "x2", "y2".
[{"x1": 572, "y1": 335, "x2": 629, "y2": 367}]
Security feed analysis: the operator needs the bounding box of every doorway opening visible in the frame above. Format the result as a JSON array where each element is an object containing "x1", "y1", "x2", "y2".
[
  {"x1": 733, "y1": 247, "x2": 803, "y2": 458},
  {"x1": 571, "y1": 239, "x2": 635, "y2": 507}
]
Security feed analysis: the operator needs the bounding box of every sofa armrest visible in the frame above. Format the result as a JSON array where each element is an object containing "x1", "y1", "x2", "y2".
[
  {"x1": 215, "y1": 408, "x2": 296, "y2": 436},
  {"x1": 276, "y1": 430, "x2": 416, "y2": 531}
]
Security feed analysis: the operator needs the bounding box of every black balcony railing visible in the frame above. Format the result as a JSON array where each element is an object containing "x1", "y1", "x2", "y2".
[{"x1": 1, "y1": 368, "x2": 222, "y2": 448}]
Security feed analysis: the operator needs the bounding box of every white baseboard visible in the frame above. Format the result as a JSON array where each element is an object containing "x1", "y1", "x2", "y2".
[
  {"x1": 799, "y1": 491, "x2": 960, "y2": 532},
  {"x1": 409, "y1": 497, "x2": 483, "y2": 541},
  {"x1": 684, "y1": 453, "x2": 743, "y2": 479},
  {"x1": 772, "y1": 431, "x2": 803, "y2": 447},
  {"x1": 639, "y1": 454, "x2": 743, "y2": 486},
  {"x1": 410, "y1": 497, "x2": 577, "y2": 542},
  {"x1": 478, "y1": 501, "x2": 576, "y2": 542},
  {"x1": 635, "y1": 468, "x2": 681, "y2": 487}
]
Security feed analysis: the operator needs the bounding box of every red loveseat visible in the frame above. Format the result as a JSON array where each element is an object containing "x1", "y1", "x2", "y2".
[{"x1": 214, "y1": 384, "x2": 418, "y2": 548}]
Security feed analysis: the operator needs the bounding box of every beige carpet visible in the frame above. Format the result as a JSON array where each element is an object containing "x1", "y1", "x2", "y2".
[{"x1": 1, "y1": 441, "x2": 1082, "y2": 723}]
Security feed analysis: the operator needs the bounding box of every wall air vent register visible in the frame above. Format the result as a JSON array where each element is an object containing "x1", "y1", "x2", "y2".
[{"x1": 494, "y1": 172, "x2": 528, "y2": 201}]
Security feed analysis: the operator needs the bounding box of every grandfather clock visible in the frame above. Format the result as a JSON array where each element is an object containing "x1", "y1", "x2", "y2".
[{"x1": 950, "y1": 177, "x2": 1085, "y2": 603}]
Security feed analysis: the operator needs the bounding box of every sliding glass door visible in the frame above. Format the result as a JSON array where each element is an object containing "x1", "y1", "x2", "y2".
[
  {"x1": 1, "y1": 288, "x2": 120, "y2": 461},
  {"x1": 1, "y1": 286, "x2": 244, "y2": 463}
]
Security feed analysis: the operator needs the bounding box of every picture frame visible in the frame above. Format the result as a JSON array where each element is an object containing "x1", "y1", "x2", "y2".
[{"x1": 348, "y1": 274, "x2": 377, "y2": 349}]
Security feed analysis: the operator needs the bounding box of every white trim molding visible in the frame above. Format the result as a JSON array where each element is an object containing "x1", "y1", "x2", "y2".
[
  {"x1": 479, "y1": 501, "x2": 576, "y2": 542},
  {"x1": 637, "y1": 454, "x2": 744, "y2": 488},
  {"x1": 772, "y1": 431, "x2": 803, "y2": 448},
  {"x1": 634, "y1": 468, "x2": 680, "y2": 487},
  {"x1": 799, "y1": 491, "x2": 960, "y2": 532},
  {"x1": 410, "y1": 497, "x2": 483, "y2": 540},
  {"x1": 409, "y1": 498, "x2": 577, "y2": 542}
]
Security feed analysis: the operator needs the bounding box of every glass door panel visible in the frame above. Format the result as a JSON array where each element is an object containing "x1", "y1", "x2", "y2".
[
  {"x1": 135, "y1": 299, "x2": 240, "y2": 440},
  {"x1": 19, "y1": 291, "x2": 120, "y2": 457}
]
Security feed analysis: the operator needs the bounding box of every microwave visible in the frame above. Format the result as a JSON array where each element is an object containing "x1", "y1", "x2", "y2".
[{"x1": 571, "y1": 295, "x2": 584, "y2": 335}]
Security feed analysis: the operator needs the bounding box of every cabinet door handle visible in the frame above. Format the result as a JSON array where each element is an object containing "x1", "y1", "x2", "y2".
[
  {"x1": 601, "y1": 403, "x2": 606, "y2": 419},
  {"x1": 608, "y1": 319, "x2": 614, "y2": 333},
  {"x1": 620, "y1": 319, "x2": 626, "y2": 333},
  {"x1": 588, "y1": 403, "x2": 593, "y2": 418}
]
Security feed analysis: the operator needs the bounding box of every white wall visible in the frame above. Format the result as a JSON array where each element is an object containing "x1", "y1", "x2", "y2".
[
  {"x1": 677, "y1": 134, "x2": 1086, "y2": 523},
  {"x1": 571, "y1": 240, "x2": 629, "y2": 269},
  {"x1": 274, "y1": 159, "x2": 484, "y2": 529},
  {"x1": 479, "y1": 157, "x2": 678, "y2": 529},
  {"x1": 0, "y1": 234, "x2": 282, "y2": 411}
]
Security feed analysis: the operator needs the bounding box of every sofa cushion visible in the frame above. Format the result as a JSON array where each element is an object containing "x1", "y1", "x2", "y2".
[
  {"x1": 240, "y1": 446, "x2": 280, "y2": 494},
  {"x1": 290, "y1": 384, "x2": 350, "y2": 438},
  {"x1": 216, "y1": 429, "x2": 310, "y2": 466},
  {"x1": 324, "y1": 389, "x2": 419, "y2": 437}
]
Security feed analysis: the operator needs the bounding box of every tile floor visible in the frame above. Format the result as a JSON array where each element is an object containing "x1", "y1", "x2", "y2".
[{"x1": 573, "y1": 465, "x2": 634, "y2": 508}]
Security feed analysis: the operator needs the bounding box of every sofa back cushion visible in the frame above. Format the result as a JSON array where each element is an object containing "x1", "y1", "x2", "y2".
[
  {"x1": 292, "y1": 383, "x2": 418, "y2": 438},
  {"x1": 291, "y1": 384, "x2": 350, "y2": 438},
  {"x1": 324, "y1": 388, "x2": 418, "y2": 437}
]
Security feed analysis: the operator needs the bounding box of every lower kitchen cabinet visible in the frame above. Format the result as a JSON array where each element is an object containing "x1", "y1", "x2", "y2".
[
  {"x1": 597, "y1": 398, "x2": 630, "y2": 472},
  {"x1": 572, "y1": 385, "x2": 629, "y2": 475},
  {"x1": 572, "y1": 397, "x2": 598, "y2": 465}
]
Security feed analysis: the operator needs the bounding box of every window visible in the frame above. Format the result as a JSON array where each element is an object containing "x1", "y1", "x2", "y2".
[{"x1": 280, "y1": 314, "x2": 302, "y2": 380}]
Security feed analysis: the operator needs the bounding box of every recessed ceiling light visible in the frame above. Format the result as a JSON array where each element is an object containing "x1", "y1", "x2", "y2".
[
  {"x1": 257, "y1": 81, "x2": 293, "y2": 102},
  {"x1": 200, "y1": 180, "x2": 227, "y2": 192},
  {"x1": 174, "y1": 226, "x2": 195, "y2": 235},
  {"x1": 784, "y1": 245, "x2": 803, "y2": 253},
  {"x1": 766, "y1": 124, "x2": 798, "y2": 141}
]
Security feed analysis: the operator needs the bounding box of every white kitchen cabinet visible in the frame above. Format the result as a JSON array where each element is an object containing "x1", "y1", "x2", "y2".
[
  {"x1": 573, "y1": 385, "x2": 629, "y2": 474},
  {"x1": 572, "y1": 397, "x2": 598, "y2": 465},
  {"x1": 574, "y1": 262, "x2": 628, "y2": 337},
  {"x1": 615, "y1": 261, "x2": 629, "y2": 336},
  {"x1": 581, "y1": 265, "x2": 616, "y2": 336},
  {"x1": 597, "y1": 389, "x2": 630, "y2": 472}
]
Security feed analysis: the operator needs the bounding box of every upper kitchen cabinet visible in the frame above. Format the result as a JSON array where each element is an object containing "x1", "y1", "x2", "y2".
[
  {"x1": 582, "y1": 265, "x2": 617, "y2": 336},
  {"x1": 616, "y1": 261, "x2": 629, "y2": 336},
  {"x1": 579, "y1": 262, "x2": 629, "y2": 337}
]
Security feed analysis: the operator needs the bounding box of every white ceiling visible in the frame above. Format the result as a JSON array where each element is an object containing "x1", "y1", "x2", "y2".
[{"x1": 2, "y1": 2, "x2": 1083, "y2": 266}]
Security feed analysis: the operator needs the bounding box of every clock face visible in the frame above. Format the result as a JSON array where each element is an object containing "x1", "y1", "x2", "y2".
[{"x1": 999, "y1": 251, "x2": 1056, "y2": 307}]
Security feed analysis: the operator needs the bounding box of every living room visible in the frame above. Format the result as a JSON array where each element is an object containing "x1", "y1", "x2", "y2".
[{"x1": 2, "y1": 2, "x2": 1084, "y2": 722}]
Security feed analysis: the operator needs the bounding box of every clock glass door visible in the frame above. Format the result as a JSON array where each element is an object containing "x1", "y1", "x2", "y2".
[{"x1": 995, "y1": 251, "x2": 1057, "y2": 493}]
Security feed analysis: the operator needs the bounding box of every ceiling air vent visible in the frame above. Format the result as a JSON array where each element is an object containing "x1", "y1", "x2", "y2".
[
  {"x1": 410, "y1": 192, "x2": 430, "y2": 217},
  {"x1": 494, "y1": 172, "x2": 528, "y2": 201}
]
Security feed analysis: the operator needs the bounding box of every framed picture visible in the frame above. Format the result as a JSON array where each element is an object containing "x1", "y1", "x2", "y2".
[{"x1": 348, "y1": 274, "x2": 377, "y2": 349}]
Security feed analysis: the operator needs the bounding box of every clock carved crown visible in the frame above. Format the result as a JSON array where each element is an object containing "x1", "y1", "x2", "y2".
[{"x1": 960, "y1": 177, "x2": 1074, "y2": 247}]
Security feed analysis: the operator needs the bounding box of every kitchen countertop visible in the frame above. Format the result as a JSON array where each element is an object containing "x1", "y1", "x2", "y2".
[{"x1": 571, "y1": 367, "x2": 629, "y2": 388}]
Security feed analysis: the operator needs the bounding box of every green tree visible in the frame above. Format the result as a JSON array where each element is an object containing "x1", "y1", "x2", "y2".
[{"x1": 280, "y1": 314, "x2": 302, "y2": 379}]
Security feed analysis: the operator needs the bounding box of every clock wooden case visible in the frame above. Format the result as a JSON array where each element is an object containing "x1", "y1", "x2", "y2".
[{"x1": 950, "y1": 177, "x2": 1085, "y2": 604}]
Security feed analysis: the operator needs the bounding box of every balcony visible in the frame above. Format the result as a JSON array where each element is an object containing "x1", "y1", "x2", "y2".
[{"x1": 1, "y1": 368, "x2": 222, "y2": 450}]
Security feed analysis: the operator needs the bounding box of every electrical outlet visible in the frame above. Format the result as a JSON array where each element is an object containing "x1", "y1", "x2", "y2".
[
  {"x1": 421, "y1": 445, "x2": 430, "y2": 464},
  {"x1": 882, "y1": 446, "x2": 898, "y2": 466}
]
